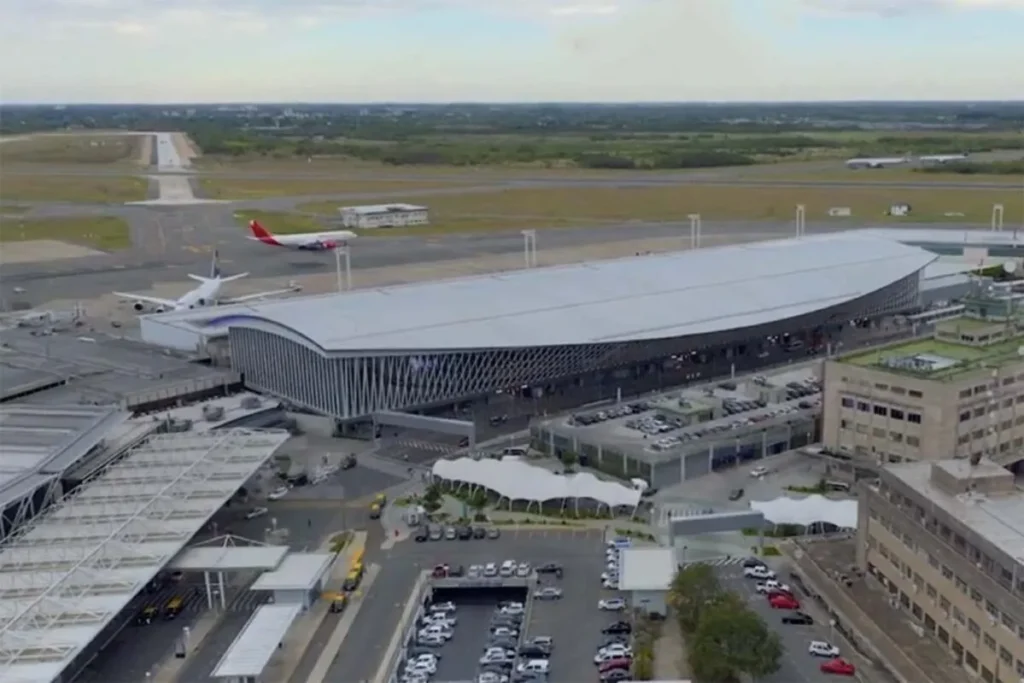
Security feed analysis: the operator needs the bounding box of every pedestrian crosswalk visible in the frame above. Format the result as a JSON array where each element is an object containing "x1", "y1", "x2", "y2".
[
  {"x1": 140, "y1": 584, "x2": 271, "y2": 615},
  {"x1": 680, "y1": 555, "x2": 747, "y2": 568},
  {"x1": 393, "y1": 439, "x2": 459, "y2": 454}
]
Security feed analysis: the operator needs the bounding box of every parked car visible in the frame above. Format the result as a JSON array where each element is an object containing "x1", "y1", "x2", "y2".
[
  {"x1": 533, "y1": 587, "x2": 563, "y2": 600},
  {"x1": 536, "y1": 562, "x2": 564, "y2": 577},
  {"x1": 744, "y1": 565, "x2": 775, "y2": 579},
  {"x1": 602, "y1": 621, "x2": 631, "y2": 635},
  {"x1": 245, "y1": 507, "x2": 268, "y2": 520},
  {"x1": 728, "y1": 488, "x2": 745, "y2": 500},
  {"x1": 808, "y1": 641, "x2": 840, "y2": 658},
  {"x1": 598, "y1": 598, "x2": 627, "y2": 611},
  {"x1": 750, "y1": 466, "x2": 768, "y2": 478},
  {"x1": 781, "y1": 612, "x2": 813, "y2": 625},
  {"x1": 820, "y1": 658, "x2": 856, "y2": 676},
  {"x1": 267, "y1": 486, "x2": 290, "y2": 501},
  {"x1": 769, "y1": 594, "x2": 800, "y2": 610},
  {"x1": 414, "y1": 527, "x2": 428, "y2": 542}
]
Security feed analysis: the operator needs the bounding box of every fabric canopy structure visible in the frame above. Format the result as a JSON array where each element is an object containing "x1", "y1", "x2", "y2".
[
  {"x1": 750, "y1": 495, "x2": 858, "y2": 529},
  {"x1": 432, "y1": 457, "x2": 642, "y2": 509}
]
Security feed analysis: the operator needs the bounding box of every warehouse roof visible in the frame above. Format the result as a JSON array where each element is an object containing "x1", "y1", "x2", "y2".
[
  {"x1": 0, "y1": 430, "x2": 289, "y2": 683},
  {"x1": 186, "y1": 234, "x2": 936, "y2": 352}
]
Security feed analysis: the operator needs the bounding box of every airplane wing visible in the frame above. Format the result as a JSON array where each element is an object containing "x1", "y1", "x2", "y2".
[
  {"x1": 114, "y1": 292, "x2": 178, "y2": 308},
  {"x1": 220, "y1": 284, "x2": 302, "y2": 305}
]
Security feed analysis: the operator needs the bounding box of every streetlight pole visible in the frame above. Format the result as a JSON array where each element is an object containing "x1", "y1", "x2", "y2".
[
  {"x1": 521, "y1": 230, "x2": 537, "y2": 268},
  {"x1": 795, "y1": 204, "x2": 806, "y2": 238},
  {"x1": 992, "y1": 203, "x2": 1005, "y2": 232},
  {"x1": 688, "y1": 214, "x2": 701, "y2": 249},
  {"x1": 334, "y1": 245, "x2": 352, "y2": 291}
]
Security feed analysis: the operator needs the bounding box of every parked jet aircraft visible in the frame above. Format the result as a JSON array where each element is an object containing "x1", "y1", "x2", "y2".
[
  {"x1": 919, "y1": 153, "x2": 969, "y2": 164},
  {"x1": 247, "y1": 220, "x2": 357, "y2": 251},
  {"x1": 115, "y1": 251, "x2": 299, "y2": 313}
]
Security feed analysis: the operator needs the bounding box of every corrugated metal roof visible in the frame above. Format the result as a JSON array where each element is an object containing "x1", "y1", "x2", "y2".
[
  {"x1": 212, "y1": 603, "x2": 303, "y2": 678},
  {"x1": 250, "y1": 552, "x2": 333, "y2": 591},
  {"x1": 198, "y1": 234, "x2": 934, "y2": 352}
]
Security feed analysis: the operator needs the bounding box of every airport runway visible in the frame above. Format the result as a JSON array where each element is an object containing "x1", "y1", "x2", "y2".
[{"x1": 0, "y1": 216, "x2": 970, "y2": 307}]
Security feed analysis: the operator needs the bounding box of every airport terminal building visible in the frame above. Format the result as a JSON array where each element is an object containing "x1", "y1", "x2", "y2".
[{"x1": 174, "y1": 234, "x2": 935, "y2": 423}]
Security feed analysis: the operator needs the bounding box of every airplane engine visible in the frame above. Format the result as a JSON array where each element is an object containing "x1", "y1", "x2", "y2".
[{"x1": 132, "y1": 301, "x2": 146, "y2": 312}]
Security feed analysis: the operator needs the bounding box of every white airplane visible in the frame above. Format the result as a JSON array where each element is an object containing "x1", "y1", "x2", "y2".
[
  {"x1": 247, "y1": 219, "x2": 356, "y2": 251},
  {"x1": 115, "y1": 251, "x2": 300, "y2": 313},
  {"x1": 919, "y1": 153, "x2": 969, "y2": 164},
  {"x1": 845, "y1": 156, "x2": 911, "y2": 169}
]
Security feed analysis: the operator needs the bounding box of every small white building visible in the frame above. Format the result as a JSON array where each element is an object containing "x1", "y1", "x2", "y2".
[
  {"x1": 618, "y1": 547, "x2": 676, "y2": 617},
  {"x1": 250, "y1": 552, "x2": 334, "y2": 610},
  {"x1": 338, "y1": 203, "x2": 428, "y2": 229}
]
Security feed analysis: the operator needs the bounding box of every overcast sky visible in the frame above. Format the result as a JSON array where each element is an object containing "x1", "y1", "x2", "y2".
[{"x1": 1, "y1": 0, "x2": 1022, "y2": 103}]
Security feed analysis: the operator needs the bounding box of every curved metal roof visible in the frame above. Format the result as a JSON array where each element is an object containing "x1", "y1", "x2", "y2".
[{"x1": 218, "y1": 234, "x2": 935, "y2": 352}]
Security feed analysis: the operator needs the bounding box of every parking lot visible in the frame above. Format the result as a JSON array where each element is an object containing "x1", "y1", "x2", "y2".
[
  {"x1": 325, "y1": 528, "x2": 609, "y2": 683},
  {"x1": 717, "y1": 564, "x2": 848, "y2": 683}
]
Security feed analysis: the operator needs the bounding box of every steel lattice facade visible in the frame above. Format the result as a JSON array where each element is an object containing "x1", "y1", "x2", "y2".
[{"x1": 228, "y1": 272, "x2": 920, "y2": 421}]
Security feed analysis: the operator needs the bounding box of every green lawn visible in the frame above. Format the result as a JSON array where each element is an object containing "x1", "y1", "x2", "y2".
[{"x1": 0, "y1": 216, "x2": 132, "y2": 250}]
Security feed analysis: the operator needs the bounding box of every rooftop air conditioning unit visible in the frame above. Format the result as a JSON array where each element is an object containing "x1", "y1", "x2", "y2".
[{"x1": 202, "y1": 405, "x2": 225, "y2": 421}]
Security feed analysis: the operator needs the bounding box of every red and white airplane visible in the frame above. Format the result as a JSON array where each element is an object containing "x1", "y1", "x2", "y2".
[{"x1": 247, "y1": 220, "x2": 357, "y2": 251}]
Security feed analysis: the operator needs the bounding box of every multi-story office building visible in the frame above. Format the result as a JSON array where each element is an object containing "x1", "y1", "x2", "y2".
[
  {"x1": 822, "y1": 278, "x2": 1024, "y2": 471},
  {"x1": 859, "y1": 457, "x2": 1024, "y2": 683}
]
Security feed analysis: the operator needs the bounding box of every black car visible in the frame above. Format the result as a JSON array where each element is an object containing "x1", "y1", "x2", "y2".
[
  {"x1": 742, "y1": 557, "x2": 765, "y2": 569},
  {"x1": 519, "y1": 645, "x2": 551, "y2": 658},
  {"x1": 601, "y1": 669, "x2": 632, "y2": 682},
  {"x1": 602, "y1": 621, "x2": 631, "y2": 635},
  {"x1": 341, "y1": 455, "x2": 356, "y2": 470},
  {"x1": 448, "y1": 564, "x2": 465, "y2": 577},
  {"x1": 414, "y1": 527, "x2": 428, "y2": 542},
  {"x1": 489, "y1": 638, "x2": 518, "y2": 650},
  {"x1": 407, "y1": 645, "x2": 441, "y2": 658},
  {"x1": 782, "y1": 612, "x2": 814, "y2": 625},
  {"x1": 536, "y1": 562, "x2": 564, "y2": 577},
  {"x1": 728, "y1": 487, "x2": 745, "y2": 501},
  {"x1": 472, "y1": 526, "x2": 487, "y2": 539},
  {"x1": 457, "y1": 526, "x2": 472, "y2": 540}
]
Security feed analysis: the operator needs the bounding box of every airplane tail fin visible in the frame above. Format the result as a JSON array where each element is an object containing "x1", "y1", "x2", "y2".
[{"x1": 249, "y1": 220, "x2": 273, "y2": 239}]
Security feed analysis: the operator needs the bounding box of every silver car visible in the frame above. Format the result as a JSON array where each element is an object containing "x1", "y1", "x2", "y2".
[{"x1": 533, "y1": 587, "x2": 563, "y2": 600}]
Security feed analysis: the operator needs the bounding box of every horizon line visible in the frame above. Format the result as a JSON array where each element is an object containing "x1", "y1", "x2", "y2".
[{"x1": 2, "y1": 99, "x2": 1023, "y2": 107}]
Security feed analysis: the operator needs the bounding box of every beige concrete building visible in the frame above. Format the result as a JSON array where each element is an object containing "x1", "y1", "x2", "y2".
[
  {"x1": 859, "y1": 458, "x2": 1024, "y2": 683},
  {"x1": 822, "y1": 279, "x2": 1024, "y2": 469}
]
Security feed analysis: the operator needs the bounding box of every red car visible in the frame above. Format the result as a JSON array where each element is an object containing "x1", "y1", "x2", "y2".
[
  {"x1": 821, "y1": 658, "x2": 856, "y2": 676},
  {"x1": 598, "y1": 657, "x2": 632, "y2": 673},
  {"x1": 769, "y1": 594, "x2": 800, "y2": 610}
]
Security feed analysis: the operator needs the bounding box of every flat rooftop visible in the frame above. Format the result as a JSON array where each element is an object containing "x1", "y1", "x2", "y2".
[
  {"x1": 839, "y1": 329, "x2": 1024, "y2": 382},
  {"x1": 0, "y1": 326, "x2": 233, "y2": 407},
  {"x1": 882, "y1": 460, "x2": 1024, "y2": 563},
  {"x1": 544, "y1": 362, "x2": 820, "y2": 463},
  {"x1": 619, "y1": 547, "x2": 675, "y2": 591}
]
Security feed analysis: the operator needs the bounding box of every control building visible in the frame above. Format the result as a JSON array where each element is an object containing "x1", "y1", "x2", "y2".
[
  {"x1": 822, "y1": 278, "x2": 1024, "y2": 472},
  {"x1": 338, "y1": 203, "x2": 428, "y2": 229},
  {"x1": 859, "y1": 457, "x2": 1024, "y2": 683}
]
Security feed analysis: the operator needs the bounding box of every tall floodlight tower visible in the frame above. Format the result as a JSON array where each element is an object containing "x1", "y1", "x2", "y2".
[
  {"x1": 334, "y1": 245, "x2": 352, "y2": 291},
  {"x1": 688, "y1": 214, "x2": 701, "y2": 249},
  {"x1": 521, "y1": 230, "x2": 538, "y2": 268},
  {"x1": 992, "y1": 203, "x2": 1005, "y2": 232}
]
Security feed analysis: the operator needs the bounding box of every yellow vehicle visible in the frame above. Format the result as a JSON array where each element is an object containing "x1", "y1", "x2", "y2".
[
  {"x1": 369, "y1": 503, "x2": 381, "y2": 520},
  {"x1": 164, "y1": 596, "x2": 184, "y2": 620},
  {"x1": 351, "y1": 549, "x2": 365, "y2": 566},
  {"x1": 136, "y1": 606, "x2": 157, "y2": 626},
  {"x1": 342, "y1": 568, "x2": 363, "y2": 592},
  {"x1": 324, "y1": 591, "x2": 348, "y2": 613},
  {"x1": 374, "y1": 493, "x2": 387, "y2": 507}
]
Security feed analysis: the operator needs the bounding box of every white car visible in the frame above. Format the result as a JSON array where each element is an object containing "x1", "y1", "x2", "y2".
[
  {"x1": 409, "y1": 654, "x2": 438, "y2": 665},
  {"x1": 491, "y1": 626, "x2": 518, "y2": 638},
  {"x1": 594, "y1": 649, "x2": 632, "y2": 664},
  {"x1": 484, "y1": 562, "x2": 499, "y2": 577},
  {"x1": 422, "y1": 614, "x2": 456, "y2": 626},
  {"x1": 418, "y1": 626, "x2": 453, "y2": 640},
  {"x1": 405, "y1": 660, "x2": 437, "y2": 675},
  {"x1": 479, "y1": 651, "x2": 515, "y2": 664},
  {"x1": 500, "y1": 603, "x2": 525, "y2": 616},
  {"x1": 267, "y1": 486, "x2": 290, "y2": 501},
  {"x1": 765, "y1": 579, "x2": 791, "y2": 593},
  {"x1": 808, "y1": 640, "x2": 840, "y2": 658},
  {"x1": 477, "y1": 673, "x2": 509, "y2": 683},
  {"x1": 744, "y1": 565, "x2": 775, "y2": 580},
  {"x1": 245, "y1": 507, "x2": 268, "y2": 520},
  {"x1": 499, "y1": 560, "x2": 517, "y2": 577},
  {"x1": 598, "y1": 598, "x2": 627, "y2": 611},
  {"x1": 750, "y1": 466, "x2": 769, "y2": 478},
  {"x1": 602, "y1": 579, "x2": 619, "y2": 589},
  {"x1": 754, "y1": 581, "x2": 771, "y2": 594},
  {"x1": 429, "y1": 601, "x2": 457, "y2": 613},
  {"x1": 516, "y1": 562, "x2": 533, "y2": 577},
  {"x1": 416, "y1": 633, "x2": 446, "y2": 646}
]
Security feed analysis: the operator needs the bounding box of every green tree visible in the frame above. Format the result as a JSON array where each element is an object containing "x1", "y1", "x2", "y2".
[
  {"x1": 689, "y1": 594, "x2": 783, "y2": 682},
  {"x1": 667, "y1": 563, "x2": 722, "y2": 634},
  {"x1": 467, "y1": 488, "x2": 488, "y2": 517},
  {"x1": 560, "y1": 451, "x2": 579, "y2": 469},
  {"x1": 422, "y1": 483, "x2": 443, "y2": 513}
]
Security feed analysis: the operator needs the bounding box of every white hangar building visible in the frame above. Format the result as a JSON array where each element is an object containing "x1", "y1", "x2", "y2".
[{"x1": 140, "y1": 233, "x2": 936, "y2": 422}]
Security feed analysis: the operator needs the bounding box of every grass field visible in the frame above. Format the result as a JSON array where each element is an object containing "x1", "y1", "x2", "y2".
[
  {"x1": 297, "y1": 184, "x2": 1023, "y2": 232},
  {"x1": 0, "y1": 134, "x2": 146, "y2": 164},
  {"x1": 0, "y1": 216, "x2": 132, "y2": 250},
  {"x1": 233, "y1": 210, "x2": 328, "y2": 234},
  {"x1": 0, "y1": 174, "x2": 149, "y2": 203},
  {"x1": 199, "y1": 177, "x2": 473, "y2": 200}
]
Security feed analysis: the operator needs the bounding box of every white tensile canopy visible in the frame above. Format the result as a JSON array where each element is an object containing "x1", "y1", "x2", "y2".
[
  {"x1": 750, "y1": 494, "x2": 858, "y2": 529},
  {"x1": 432, "y1": 457, "x2": 642, "y2": 512}
]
